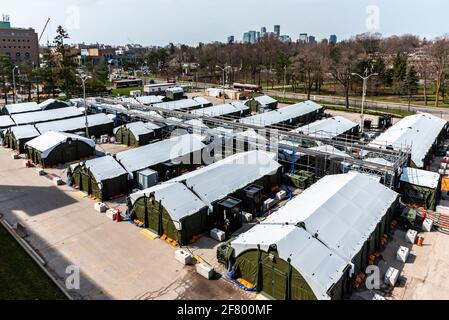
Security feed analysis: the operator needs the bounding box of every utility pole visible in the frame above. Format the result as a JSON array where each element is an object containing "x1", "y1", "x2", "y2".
[
  {"x1": 351, "y1": 68, "x2": 378, "y2": 134},
  {"x1": 12, "y1": 66, "x2": 18, "y2": 104},
  {"x1": 77, "y1": 73, "x2": 92, "y2": 137}
]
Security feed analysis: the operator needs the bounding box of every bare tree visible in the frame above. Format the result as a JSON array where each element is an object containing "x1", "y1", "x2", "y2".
[
  {"x1": 327, "y1": 41, "x2": 364, "y2": 108},
  {"x1": 429, "y1": 37, "x2": 449, "y2": 107}
]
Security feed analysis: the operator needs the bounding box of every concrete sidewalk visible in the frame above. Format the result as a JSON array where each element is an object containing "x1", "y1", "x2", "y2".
[{"x1": 0, "y1": 148, "x2": 247, "y2": 300}]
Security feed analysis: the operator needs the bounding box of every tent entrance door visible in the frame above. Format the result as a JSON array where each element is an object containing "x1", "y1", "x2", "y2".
[
  {"x1": 62, "y1": 145, "x2": 77, "y2": 163},
  {"x1": 261, "y1": 263, "x2": 288, "y2": 300}
]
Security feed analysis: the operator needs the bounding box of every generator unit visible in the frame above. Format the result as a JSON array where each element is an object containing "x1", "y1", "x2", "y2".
[
  {"x1": 137, "y1": 169, "x2": 158, "y2": 190},
  {"x1": 243, "y1": 184, "x2": 264, "y2": 217},
  {"x1": 378, "y1": 115, "x2": 392, "y2": 129},
  {"x1": 216, "y1": 197, "x2": 243, "y2": 235}
]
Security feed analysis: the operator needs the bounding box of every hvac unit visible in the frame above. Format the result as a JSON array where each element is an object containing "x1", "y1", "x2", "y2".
[
  {"x1": 216, "y1": 197, "x2": 243, "y2": 235},
  {"x1": 243, "y1": 184, "x2": 264, "y2": 217},
  {"x1": 137, "y1": 169, "x2": 158, "y2": 190}
]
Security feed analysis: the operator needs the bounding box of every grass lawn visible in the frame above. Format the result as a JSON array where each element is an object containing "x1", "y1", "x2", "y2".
[
  {"x1": 111, "y1": 86, "x2": 143, "y2": 97},
  {"x1": 0, "y1": 225, "x2": 67, "y2": 300}
]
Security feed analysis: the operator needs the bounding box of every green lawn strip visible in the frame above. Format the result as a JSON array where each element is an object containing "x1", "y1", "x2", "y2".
[
  {"x1": 111, "y1": 86, "x2": 143, "y2": 97},
  {"x1": 0, "y1": 224, "x2": 67, "y2": 300}
]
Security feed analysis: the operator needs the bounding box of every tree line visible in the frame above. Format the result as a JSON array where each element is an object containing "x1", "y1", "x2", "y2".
[
  {"x1": 1, "y1": 29, "x2": 449, "y2": 108},
  {"x1": 146, "y1": 33, "x2": 449, "y2": 108}
]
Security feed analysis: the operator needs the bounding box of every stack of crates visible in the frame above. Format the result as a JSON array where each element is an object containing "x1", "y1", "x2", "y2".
[
  {"x1": 288, "y1": 170, "x2": 316, "y2": 189},
  {"x1": 299, "y1": 170, "x2": 315, "y2": 184},
  {"x1": 288, "y1": 174, "x2": 309, "y2": 189}
]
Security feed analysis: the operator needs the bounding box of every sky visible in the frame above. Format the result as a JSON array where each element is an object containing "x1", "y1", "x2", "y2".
[{"x1": 2, "y1": 0, "x2": 448, "y2": 46}]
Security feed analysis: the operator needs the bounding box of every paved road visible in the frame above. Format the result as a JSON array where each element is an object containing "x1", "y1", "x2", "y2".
[
  {"x1": 176, "y1": 79, "x2": 449, "y2": 119},
  {"x1": 0, "y1": 147, "x2": 248, "y2": 300},
  {"x1": 264, "y1": 90, "x2": 449, "y2": 118}
]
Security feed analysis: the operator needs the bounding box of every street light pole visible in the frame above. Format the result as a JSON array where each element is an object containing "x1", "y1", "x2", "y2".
[
  {"x1": 216, "y1": 65, "x2": 231, "y2": 104},
  {"x1": 351, "y1": 69, "x2": 378, "y2": 134},
  {"x1": 283, "y1": 65, "x2": 287, "y2": 99},
  {"x1": 77, "y1": 73, "x2": 92, "y2": 137},
  {"x1": 12, "y1": 66, "x2": 18, "y2": 104}
]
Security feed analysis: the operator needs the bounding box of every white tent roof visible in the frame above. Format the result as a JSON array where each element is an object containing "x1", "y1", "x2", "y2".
[
  {"x1": 192, "y1": 97, "x2": 212, "y2": 106},
  {"x1": 113, "y1": 121, "x2": 161, "y2": 140},
  {"x1": 115, "y1": 134, "x2": 205, "y2": 174},
  {"x1": 254, "y1": 95, "x2": 278, "y2": 106},
  {"x1": 166, "y1": 86, "x2": 184, "y2": 94},
  {"x1": 171, "y1": 150, "x2": 281, "y2": 208},
  {"x1": 38, "y1": 99, "x2": 68, "y2": 110},
  {"x1": 25, "y1": 131, "x2": 95, "y2": 158},
  {"x1": 4, "y1": 102, "x2": 41, "y2": 115},
  {"x1": 400, "y1": 167, "x2": 440, "y2": 189},
  {"x1": 35, "y1": 113, "x2": 112, "y2": 134},
  {"x1": 191, "y1": 103, "x2": 249, "y2": 118},
  {"x1": 11, "y1": 107, "x2": 82, "y2": 125},
  {"x1": 130, "y1": 182, "x2": 207, "y2": 229},
  {"x1": 369, "y1": 113, "x2": 447, "y2": 168},
  {"x1": 235, "y1": 129, "x2": 268, "y2": 147},
  {"x1": 279, "y1": 142, "x2": 351, "y2": 159},
  {"x1": 263, "y1": 172, "x2": 398, "y2": 262},
  {"x1": 156, "y1": 99, "x2": 201, "y2": 111},
  {"x1": 92, "y1": 103, "x2": 127, "y2": 114},
  {"x1": 294, "y1": 116, "x2": 358, "y2": 139},
  {"x1": 0, "y1": 115, "x2": 14, "y2": 129},
  {"x1": 82, "y1": 156, "x2": 128, "y2": 182},
  {"x1": 231, "y1": 224, "x2": 348, "y2": 300},
  {"x1": 9, "y1": 125, "x2": 40, "y2": 140},
  {"x1": 239, "y1": 101, "x2": 323, "y2": 127},
  {"x1": 136, "y1": 96, "x2": 163, "y2": 105}
]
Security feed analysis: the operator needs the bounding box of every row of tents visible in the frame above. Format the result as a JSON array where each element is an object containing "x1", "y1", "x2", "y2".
[
  {"x1": 2, "y1": 113, "x2": 114, "y2": 153},
  {"x1": 67, "y1": 133, "x2": 207, "y2": 201},
  {"x1": 0, "y1": 99, "x2": 70, "y2": 116}
]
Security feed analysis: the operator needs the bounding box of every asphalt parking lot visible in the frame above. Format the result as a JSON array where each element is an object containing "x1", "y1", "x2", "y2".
[{"x1": 0, "y1": 147, "x2": 250, "y2": 300}]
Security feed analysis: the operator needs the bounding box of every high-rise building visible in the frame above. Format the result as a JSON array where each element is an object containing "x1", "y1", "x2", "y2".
[
  {"x1": 248, "y1": 31, "x2": 257, "y2": 44},
  {"x1": 299, "y1": 33, "x2": 308, "y2": 44},
  {"x1": 329, "y1": 34, "x2": 338, "y2": 44},
  {"x1": 261, "y1": 27, "x2": 267, "y2": 36},
  {"x1": 256, "y1": 31, "x2": 261, "y2": 42},
  {"x1": 0, "y1": 15, "x2": 39, "y2": 66},
  {"x1": 243, "y1": 32, "x2": 250, "y2": 44},
  {"x1": 279, "y1": 35, "x2": 292, "y2": 43},
  {"x1": 274, "y1": 25, "x2": 280, "y2": 38},
  {"x1": 227, "y1": 35, "x2": 235, "y2": 44},
  {"x1": 308, "y1": 35, "x2": 317, "y2": 44}
]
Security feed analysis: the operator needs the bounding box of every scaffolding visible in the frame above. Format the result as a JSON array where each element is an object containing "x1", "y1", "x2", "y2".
[{"x1": 95, "y1": 97, "x2": 411, "y2": 189}]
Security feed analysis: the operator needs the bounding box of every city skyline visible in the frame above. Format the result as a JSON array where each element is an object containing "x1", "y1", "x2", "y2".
[{"x1": 1, "y1": 0, "x2": 449, "y2": 47}]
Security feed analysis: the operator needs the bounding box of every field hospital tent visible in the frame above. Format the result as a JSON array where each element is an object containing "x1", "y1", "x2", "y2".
[
  {"x1": 114, "y1": 121, "x2": 162, "y2": 147},
  {"x1": 129, "y1": 182, "x2": 209, "y2": 245},
  {"x1": 25, "y1": 131, "x2": 95, "y2": 167},
  {"x1": 228, "y1": 172, "x2": 399, "y2": 300},
  {"x1": 68, "y1": 156, "x2": 129, "y2": 201}
]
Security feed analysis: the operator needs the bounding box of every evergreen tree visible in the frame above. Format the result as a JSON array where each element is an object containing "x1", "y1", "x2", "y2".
[
  {"x1": 94, "y1": 57, "x2": 109, "y2": 84},
  {"x1": 392, "y1": 53, "x2": 407, "y2": 95},
  {"x1": 404, "y1": 66, "x2": 419, "y2": 110},
  {"x1": 53, "y1": 26, "x2": 77, "y2": 98},
  {"x1": 0, "y1": 54, "x2": 13, "y2": 104}
]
